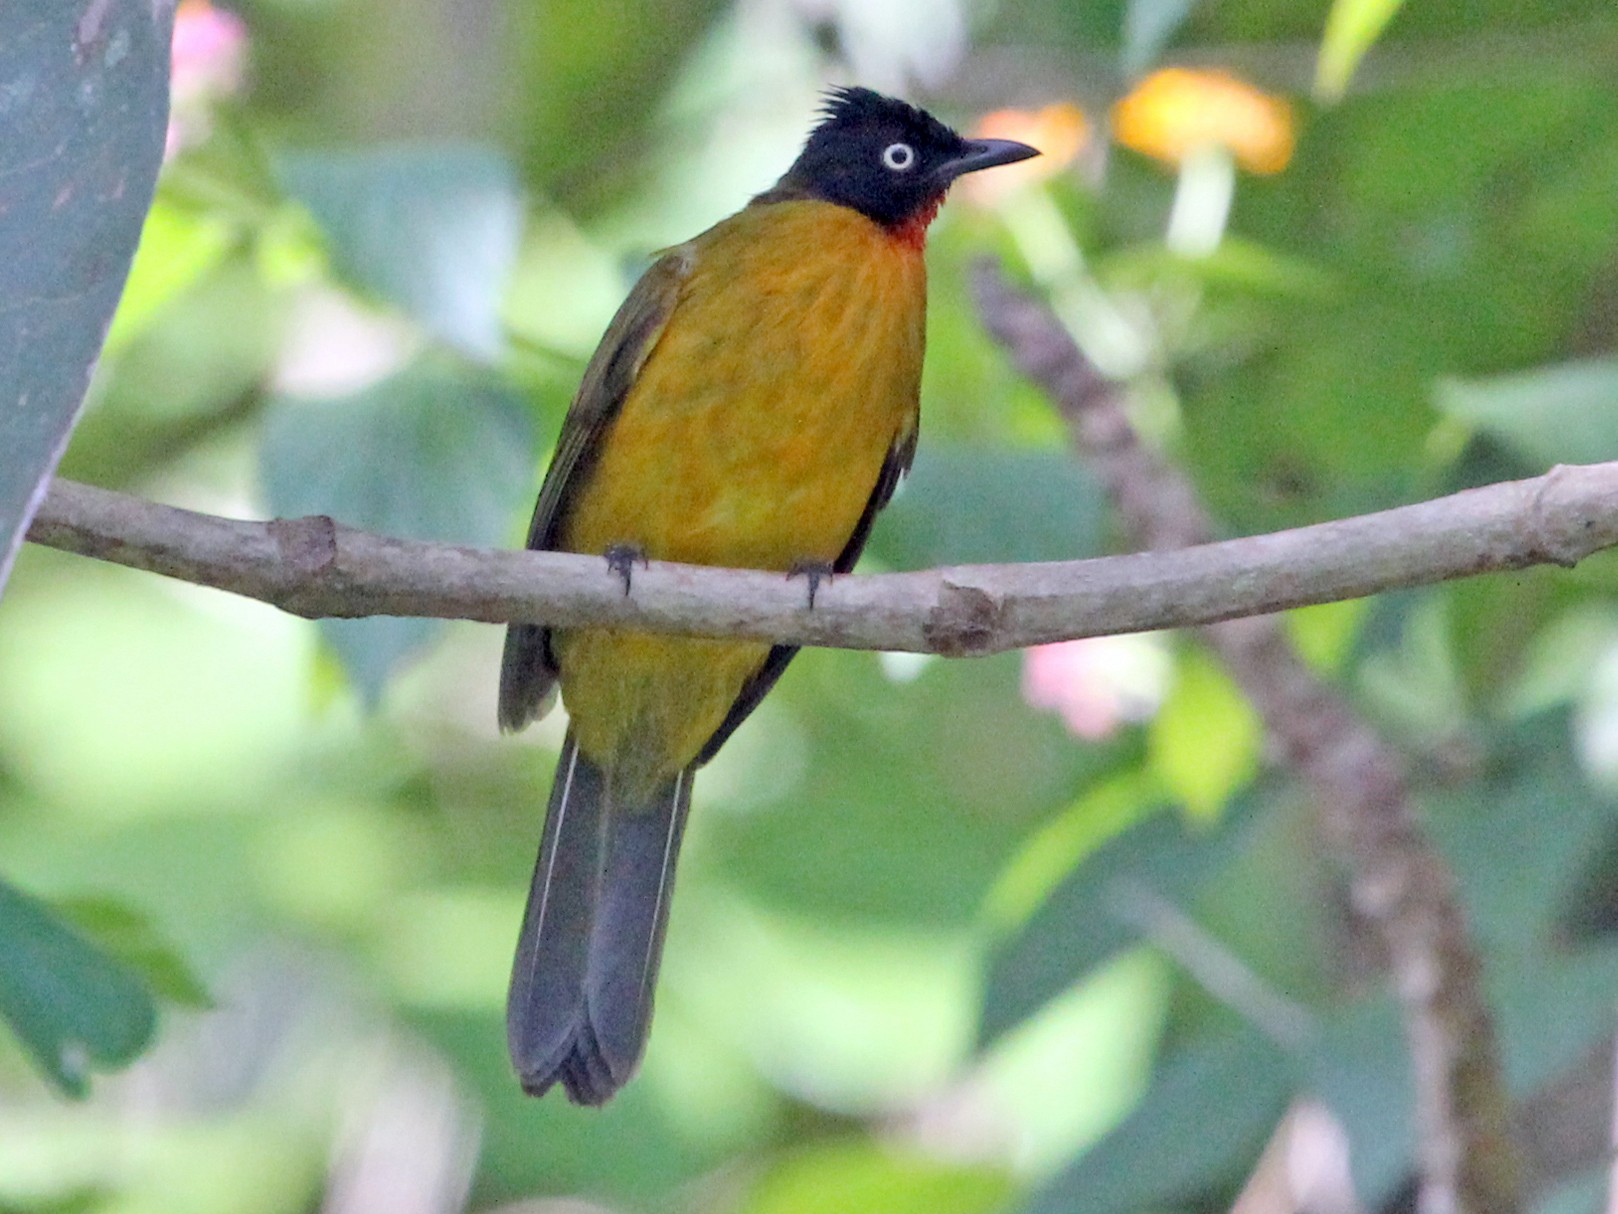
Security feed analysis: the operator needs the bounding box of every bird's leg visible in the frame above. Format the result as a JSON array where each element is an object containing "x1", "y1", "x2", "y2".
[
  {"x1": 604, "y1": 543, "x2": 649, "y2": 596},
  {"x1": 787, "y1": 559, "x2": 836, "y2": 609}
]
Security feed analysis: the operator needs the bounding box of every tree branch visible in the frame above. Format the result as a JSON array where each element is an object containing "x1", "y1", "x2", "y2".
[
  {"x1": 973, "y1": 260, "x2": 1522, "y2": 1214},
  {"x1": 14, "y1": 267, "x2": 1610, "y2": 1214},
  {"x1": 24, "y1": 459, "x2": 1618, "y2": 658}
]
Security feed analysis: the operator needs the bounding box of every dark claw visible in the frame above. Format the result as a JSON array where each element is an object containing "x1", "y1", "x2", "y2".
[
  {"x1": 604, "y1": 544, "x2": 648, "y2": 596},
  {"x1": 788, "y1": 559, "x2": 836, "y2": 609}
]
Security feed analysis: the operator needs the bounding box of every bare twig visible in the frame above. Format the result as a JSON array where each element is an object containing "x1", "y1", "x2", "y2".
[
  {"x1": 24, "y1": 462, "x2": 1618, "y2": 660},
  {"x1": 974, "y1": 260, "x2": 1523, "y2": 1214},
  {"x1": 1109, "y1": 878, "x2": 1314, "y2": 1049}
]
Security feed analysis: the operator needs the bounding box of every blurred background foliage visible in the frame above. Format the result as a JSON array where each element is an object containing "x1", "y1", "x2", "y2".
[{"x1": 4, "y1": 0, "x2": 1618, "y2": 1211}]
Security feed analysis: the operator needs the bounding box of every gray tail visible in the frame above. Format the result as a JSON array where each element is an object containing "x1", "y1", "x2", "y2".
[{"x1": 506, "y1": 730, "x2": 693, "y2": 1105}]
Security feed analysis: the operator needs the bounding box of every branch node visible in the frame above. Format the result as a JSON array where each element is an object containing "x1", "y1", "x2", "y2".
[
  {"x1": 269, "y1": 514, "x2": 340, "y2": 611},
  {"x1": 923, "y1": 579, "x2": 1003, "y2": 657},
  {"x1": 1527, "y1": 465, "x2": 1590, "y2": 569}
]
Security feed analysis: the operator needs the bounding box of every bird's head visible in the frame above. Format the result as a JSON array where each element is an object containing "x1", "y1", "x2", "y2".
[{"x1": 766, "y1": 86, "x2": 1039, "y2": 235}]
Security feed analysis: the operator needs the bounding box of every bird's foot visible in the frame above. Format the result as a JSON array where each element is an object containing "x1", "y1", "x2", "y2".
[
  {"x1": 787, "y1": 559, "x2": 836, "y2": 609},
  {"x1": 604, "y1": 544, "x2": 649, "y2": 596}
]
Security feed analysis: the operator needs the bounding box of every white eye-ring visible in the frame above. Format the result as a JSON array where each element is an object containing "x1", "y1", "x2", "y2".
[{"x1": 882, "y1": 142, "x2": 916, "y2": 171}]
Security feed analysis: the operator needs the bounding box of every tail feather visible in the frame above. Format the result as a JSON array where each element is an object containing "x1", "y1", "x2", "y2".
[
  {"x1": 578, "y1": 766, "x2": 691, "y2": 1096},
  {"x1": 507, "y1": 733, "x2": 693, "y2": 1105},
  {"x1": 507, "y1": 734, "x2": 604, "y2": 1090}
]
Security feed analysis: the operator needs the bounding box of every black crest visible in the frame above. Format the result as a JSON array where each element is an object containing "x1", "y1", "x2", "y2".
[{"x1": 763, "y1": 86, "x2": 973, "y2": 228}]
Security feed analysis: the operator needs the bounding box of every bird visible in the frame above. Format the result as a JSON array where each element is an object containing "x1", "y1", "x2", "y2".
[{"x1": 498, "y1": 85, "x2": 1038, "y2": 1105}]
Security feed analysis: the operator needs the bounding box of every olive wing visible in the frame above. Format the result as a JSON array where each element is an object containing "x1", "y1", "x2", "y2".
[{"x1": 498, "y1": 249, "x2": 693, "y2": 732}]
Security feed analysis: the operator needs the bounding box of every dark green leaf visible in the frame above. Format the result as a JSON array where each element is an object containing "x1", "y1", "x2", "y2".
[
  {"x1": 980, "y1": 791, "x2": 1260, "y2": 1046},
  {"x1": 0, "y1": 2, "x2": 172, "y2": 593},
  {"x1": 54, "y1": 897, "x2": 212, "y2": 1010},
  {"x1": 0, "y1": 878, "x2": 158, "y2": 1097},
  {"x1": 1429, "y1": 711, "x2": 1618, "y2": 954},
  {"x1": 260, "y1": 357, "x2": 537, "y2": 700},
  {"x1": 1495, "y1": 945, "x2": 1618, "y2": 1098},
  {"x1": 870, "y1": 446, "x2": 1108, "y2": 571},
  {"x1": 1025, "y1": 1017, "x2": 1292, "y2": 1214},
  {"x1": 1304, "y1": 995, "x2": 1412, "y2": 1206},
  {"x1": 278, "y1": 144, "x2": 523, "y2": 360}
]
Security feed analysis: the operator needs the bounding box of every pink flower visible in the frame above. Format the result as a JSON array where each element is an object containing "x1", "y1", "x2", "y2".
[
  {"x1": 167, "y1": 0, "x2": 248, "y2": 158},
  {"x1": 1022, "y1": 635, "x2": 1169, "y2": 740}
]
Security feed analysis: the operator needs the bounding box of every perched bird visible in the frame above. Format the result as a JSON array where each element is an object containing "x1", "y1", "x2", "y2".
[{"x1": 499, "y1": 86, "x2": 1037, "y2": 1105}]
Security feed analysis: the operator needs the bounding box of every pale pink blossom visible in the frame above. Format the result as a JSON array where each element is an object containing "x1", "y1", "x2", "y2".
[
  {"x1": 166, "y1": 0, "x2": 248, "y2": 159},
  {"x1": 1022, "y1": 635, "x2": 1169, "y2": 740}
]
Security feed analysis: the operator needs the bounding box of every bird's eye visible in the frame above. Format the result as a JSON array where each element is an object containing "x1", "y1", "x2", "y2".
[{"x1": 881, "y1": 142, "x2": 916, "y2": 171}]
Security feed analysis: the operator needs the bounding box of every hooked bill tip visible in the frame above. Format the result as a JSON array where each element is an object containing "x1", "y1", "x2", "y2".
[{"x1": 935, "y1": 137, "x2": 1041, "y2": 187}]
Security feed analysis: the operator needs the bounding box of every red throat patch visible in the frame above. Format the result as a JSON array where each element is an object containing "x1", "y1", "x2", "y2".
[{"x1": 890, "y1": 193, "x2": 944, "y2": 250}]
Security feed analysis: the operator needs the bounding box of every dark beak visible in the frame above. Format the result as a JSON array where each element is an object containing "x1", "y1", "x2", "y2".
[{"x1": 936, "y1": 137, "x2": 1040, "y2": 186}]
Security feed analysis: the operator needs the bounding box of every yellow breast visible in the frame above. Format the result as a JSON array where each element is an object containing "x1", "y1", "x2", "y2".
[
  {"x1": 561, "y1": 199, "x2": 926, "y2": 569},
  {"x1": 556, "y1": 199, "x2": 927, "y2": 787}
]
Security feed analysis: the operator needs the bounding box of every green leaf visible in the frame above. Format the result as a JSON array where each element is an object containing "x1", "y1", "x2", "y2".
[
  {"x1": 980, "y1": 790, "x2": 1260, "y2": 1046},
  {"x1": 713, "y1": 650, "x2": 1122, "y2": 928},
  {"x1": 2, "y1": 1193, "x2": 108, "y2": 1214},
  {"x1": 61, "y1": 259, "x2": 286, "y2": 488},
  {"x1": 54, "y1": 897, "x2": 212, "y2": 1010},
  {"x1": 102, "y1": 196, "x2": 237, "y2": 356},
  {"x1": 1120, "y1": 0, "x2": 1200, "y2": 76},
  {"x1": 278, "y1": 144, "x2": 523, "y2": 360},
  {"x1": 870, "y1": 446, "x2": 1108, "y2": 571},
  {"x1": 1429, "y1": 711, "x2": 1618, "y2": 954},
  {"x1": 1026, "y1": 1016, "x2": 1292, "y2": 1214},
  {"x1": 0, "y1": 878, "x2": 158, "y2": 1097},
  {"x1": 742, "y1": 1141, "x2": 1012, "y2": 1214},
  {"x1": 0, "y1": 2, "x2": 172, "y2": 594},
  {"x1": 260, "y1": 357, "x2": 537, "y2": 701},
  {"x1": 1436, "y1": 358, "x2": 1618, "y2": 469},
  {"x1": 1147, "y1": 646, "x2": 1261, "y2": 822},
  {"x1": 1303, "y1": 995, "x2": 1411, "y2": 1205},
  {"x1": 1315, "y1": 0, "x2": 1407, "y2": 102},
  {"x1": 1495, "y1": 945, "x2": 1618, "y2": 1099},
  {"x1": 1103, "y1": 237, "x2": 1340, "y2": 301}
]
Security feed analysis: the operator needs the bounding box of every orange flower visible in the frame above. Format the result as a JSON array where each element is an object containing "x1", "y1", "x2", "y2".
[
  {"x1": 1112, "y1": 68, "x2": 1293, "y2": 175},
  {"x1": 961, "y1": 102, "x2": 1089, "y2": 204}
]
